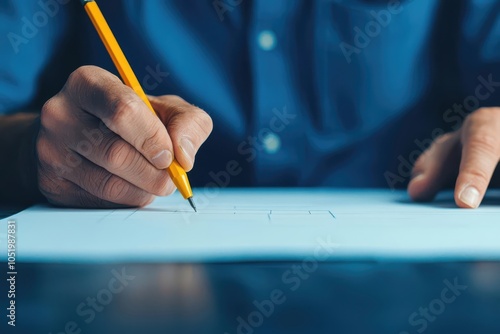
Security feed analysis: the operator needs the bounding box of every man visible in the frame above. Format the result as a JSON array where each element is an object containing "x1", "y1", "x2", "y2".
[{"x1": 0, "y1": 0, "x2": 499, "y2": 208}]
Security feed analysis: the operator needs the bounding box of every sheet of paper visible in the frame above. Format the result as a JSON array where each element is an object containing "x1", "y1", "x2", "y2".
[{"x1": 1, "y1": 189, "x2": 500, "y2": 263}]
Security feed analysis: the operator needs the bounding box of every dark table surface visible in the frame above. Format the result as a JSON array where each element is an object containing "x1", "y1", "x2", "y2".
[
  {"x1": 1, "y1": 261, "x2": 500, "y2": 334},
  {"x1": 0, "y1": 206, "x2": 26, "y2": 220}
]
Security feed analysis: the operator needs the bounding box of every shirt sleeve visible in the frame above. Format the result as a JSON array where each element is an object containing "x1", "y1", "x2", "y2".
[{"x1": 0, "y1": 1, "x2": 68, "y2": 114}]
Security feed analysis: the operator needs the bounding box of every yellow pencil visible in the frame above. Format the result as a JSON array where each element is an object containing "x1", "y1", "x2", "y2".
[{"x1": 81, "y1": 0, "x2": 196, "y2": 211}]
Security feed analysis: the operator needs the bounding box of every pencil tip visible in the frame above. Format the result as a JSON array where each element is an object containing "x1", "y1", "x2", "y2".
[{"x1": 188, "y1": 197, "x2": 197, "y2": 212}]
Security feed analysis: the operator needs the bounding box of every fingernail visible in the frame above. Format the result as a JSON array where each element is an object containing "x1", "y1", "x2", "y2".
[
  {"x1": 459, "y1": 186, "x2": 481, "y2": 208},
  {"x1": 151, "y1": 150, "x2": 172, "y2": 169},
  {"x1": 180, "y1": 137, "x2": 195, "y2": 166}
]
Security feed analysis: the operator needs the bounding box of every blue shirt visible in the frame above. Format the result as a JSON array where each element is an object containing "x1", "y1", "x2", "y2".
[{"x1": 2, "y1": 0, "x2": 500, "y2": 189}]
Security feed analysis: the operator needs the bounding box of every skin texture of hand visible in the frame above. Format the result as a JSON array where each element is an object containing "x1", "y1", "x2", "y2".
[
  {"x1": 408, "y1": 107, "x2": 500, "y2": 208},
  {"x1": 37, "y1": 66, "x2": 213, "y2": 208}
]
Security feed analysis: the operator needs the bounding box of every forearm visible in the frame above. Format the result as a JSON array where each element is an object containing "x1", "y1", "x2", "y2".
[{"x1": 0, "y1": 112, "x2": 44, "y2": 205}]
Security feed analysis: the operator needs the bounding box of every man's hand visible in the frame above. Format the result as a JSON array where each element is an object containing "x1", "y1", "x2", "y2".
[
  {"x1": 408, "y1": 107, "x2": 500, "y2": 208},
  {"x1": 37, "y1": 66, "x2": 212, "y2": 208}
]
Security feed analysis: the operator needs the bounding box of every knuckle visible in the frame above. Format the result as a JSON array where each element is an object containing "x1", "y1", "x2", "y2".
[
  {"x1": 468, "y1": 134, "x2": 499, "y2": 155},
  {"x1": 104, "y1": 139, "x2": 134, "y2": 171},
  {"x1": 166, "y1": 104, "x2": 188, "y2": 123},
  {"x1": 461, "y1": 167, "x2": 490, "y2": 183},
  {"x1": 100, "y1": 175, "x2": 130, "y2": 200},
  {"x1": 140, "y1": 125, "x2": 163, "y2": 154},
  {"x1": 65, "y1": 66, "x2": 121, "y2": 107},
  {"x1": 40, "y1": 97, "x2": 61, "y2": 130},
  {"x1": 107, "y1": 96, "x2": 140, "y2": 126},
  {"x1": 157, "y1": 95, "x2": 189, "y2": 120},
  {"x1": 68, "y1": 66, "x2": 90, "y2": 82},
  {"x1": 66, "y1": 66, "x2": 99, "y2": 93},
  {"x1": 165, "y1": 95, "x2": 185, "y2": 105},
  {"x1": 131, "y1": 156, "x2": 149, "y2": 175}
]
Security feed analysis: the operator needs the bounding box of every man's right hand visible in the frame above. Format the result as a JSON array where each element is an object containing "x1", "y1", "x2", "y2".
[{"x1": 37, "y1": 66, "x2": 212, "y2": 208}]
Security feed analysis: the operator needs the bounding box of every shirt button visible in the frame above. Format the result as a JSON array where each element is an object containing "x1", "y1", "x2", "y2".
[
  {"x1": 257, "y1": 30, "x2": 277, "y2": 51},
  {"x1": 262, "y1": 132, "x2": 281, "y2": 154}
]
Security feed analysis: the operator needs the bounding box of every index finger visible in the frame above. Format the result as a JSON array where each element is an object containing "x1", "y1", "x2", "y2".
[
  {"x1": 63, "y1": 66, "x2": 174, "y2": 170},
  {"x1": 455, "y1": 109, "x2": 500, "y2": 208}
]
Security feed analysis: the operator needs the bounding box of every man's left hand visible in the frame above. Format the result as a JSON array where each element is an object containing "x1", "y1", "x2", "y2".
[{"x1": 408, "y1": 107, "x2": 500, "y2": 208}]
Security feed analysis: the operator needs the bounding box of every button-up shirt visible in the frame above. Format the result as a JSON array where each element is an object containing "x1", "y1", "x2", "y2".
[{"x1": 2, "y1": 0, "x2": 500, "y2": 188}]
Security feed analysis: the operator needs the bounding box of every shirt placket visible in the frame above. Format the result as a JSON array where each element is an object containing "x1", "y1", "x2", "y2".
[{"x1": 248, "y1": 0, "x2": 304, "y2": 186}]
